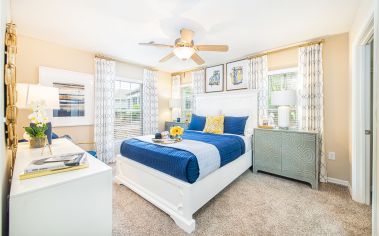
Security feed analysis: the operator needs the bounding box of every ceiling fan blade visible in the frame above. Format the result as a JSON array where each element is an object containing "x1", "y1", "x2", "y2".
[
  {"x1": 139, "y1": 42, "x2": 173, "y2": 48},
  {"x1": 159, "y1": 52, "x2": 175, "y2": 63},
  {"x1": 191, "y1": 53, "x2": 205, "y2": 65},
  {"x1": 180, "y1": 28, "x2": 194, "y2": 43},
  {"x1": 195, "y1": 45, "x2": 229, "y2": 52}
]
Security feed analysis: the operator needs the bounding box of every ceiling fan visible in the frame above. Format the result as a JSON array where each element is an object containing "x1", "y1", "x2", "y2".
[{"x1": 139, "y1": 28, "x2": 229, "y2": 65}]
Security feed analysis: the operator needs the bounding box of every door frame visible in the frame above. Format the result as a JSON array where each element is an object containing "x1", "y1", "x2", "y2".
[{"x1": 351, "y1": 15, "x2": 374, "y2": 205}]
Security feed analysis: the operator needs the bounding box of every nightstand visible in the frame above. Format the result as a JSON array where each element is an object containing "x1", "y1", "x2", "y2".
[
  {"x1": 253, "y1": 128, "x2": 320, "y2": 189},
  {"x1": 165, "y1": 121, "x2": 188, "y2": 131}
]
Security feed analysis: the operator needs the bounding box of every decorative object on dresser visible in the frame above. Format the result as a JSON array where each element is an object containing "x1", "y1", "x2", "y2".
[
  {"x1": 271, "y1": 90, "x2": 297, "y2": 129},
  {"x1": 205, "y1": 64, "x2": 224, "y2": 93},
  {"x1": 253, "y1": 128, "x2": 319, "y2": 189},
  {"x1": 39, "y1": 66, "x2": 95, "y2": 127},
  {"x1": 164, "y1": 121, "x2": 188, "y2": 132},
  {"x1": 9, "y1": 138, "x2": 112, "y2": 236},
  {"x1": 226, "y1": 59, "x2": 250, "y2": 91}
]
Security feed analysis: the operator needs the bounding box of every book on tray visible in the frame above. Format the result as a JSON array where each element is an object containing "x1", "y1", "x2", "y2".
[{"x1": 20, "y1": 152, "x2": 89, "y2": 180}]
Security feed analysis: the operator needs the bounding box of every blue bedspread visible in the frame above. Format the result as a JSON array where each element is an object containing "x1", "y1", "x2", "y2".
[{"x1": 120, "y1": 130, "x2": 245, "y2": 183}]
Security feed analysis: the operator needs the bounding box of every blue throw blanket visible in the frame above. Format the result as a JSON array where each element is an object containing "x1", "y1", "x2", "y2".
[{"x1": 120, "y1": 130, "x2": 245, "y2": 183}]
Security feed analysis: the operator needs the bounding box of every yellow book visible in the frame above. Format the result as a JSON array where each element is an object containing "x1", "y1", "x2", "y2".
[{"x1": 19, "y1": 163, "x2": 89, "y2": 180}]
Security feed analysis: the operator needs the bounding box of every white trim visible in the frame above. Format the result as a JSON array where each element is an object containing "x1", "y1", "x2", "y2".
[
  {"x1": 327, "y1": 177, "x2": 350, "y2": 187},
  {"x1": 373, "y1": 1, "x2": 379, "y2": 234},
  {"x1": 351, "y1": 15, "x2": 375, "y2": 205}
]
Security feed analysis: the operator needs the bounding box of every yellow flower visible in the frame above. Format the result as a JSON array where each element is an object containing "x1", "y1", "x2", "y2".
[{"x1": 170, "y1": 126, "x2": 184, "y2": 136}]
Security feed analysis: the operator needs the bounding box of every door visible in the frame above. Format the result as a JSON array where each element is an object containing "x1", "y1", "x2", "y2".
[{"x1": 364, "y1": 39, "x2": 374, "y2": 204}]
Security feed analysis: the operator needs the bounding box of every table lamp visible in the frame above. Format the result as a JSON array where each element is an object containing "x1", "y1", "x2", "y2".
[{"x1": 271, "y1": 90, "x2": 297, "y2": 129}]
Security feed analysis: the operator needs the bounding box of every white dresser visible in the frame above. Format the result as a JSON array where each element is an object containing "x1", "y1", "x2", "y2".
[{"x1": 9, "y1": 138, "x2": 112, "y2": 236}]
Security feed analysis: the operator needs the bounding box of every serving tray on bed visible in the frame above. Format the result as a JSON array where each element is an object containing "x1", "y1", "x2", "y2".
[{"x1": 152, "y1": 138, "x2": 179, "y2": 144}]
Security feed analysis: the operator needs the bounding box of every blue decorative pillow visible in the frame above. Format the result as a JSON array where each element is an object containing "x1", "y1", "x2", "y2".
[
  {"x1": 224, "y1": 116, "x2": 249, "y2": 135},
  {"x1": 188, "y1": 114, "x2": 206, "y2": 131}
]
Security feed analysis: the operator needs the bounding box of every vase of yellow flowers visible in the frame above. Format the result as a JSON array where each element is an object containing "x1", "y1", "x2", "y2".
[{"x1": 170, "y1": 126, "x2": 184, "y2": 141}]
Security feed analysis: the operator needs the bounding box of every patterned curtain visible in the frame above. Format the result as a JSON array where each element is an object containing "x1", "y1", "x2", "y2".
[
  {"x1": 250, "y1": 55, "x2": 268, "y2": 124},
  {"x1": 94, "y1": 58, "x2": 116, "y2": 164},
  {"x1": 143, "y1": 69, "x2": 159, "y2": 135},
  {"x1": 298, "y1": 44, "x2": 326, "y2": 182},
  {"x1": 191, "y1": 69, "x2": 205, "y2": 113},
  {"x1": 171, "y1": 75, "x2": 181, "y2": 120}
]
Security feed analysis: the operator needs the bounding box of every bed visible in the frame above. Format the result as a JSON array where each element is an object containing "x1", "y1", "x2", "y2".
[{"x1": 115, "y1": 91, "x2": 258, "y2": 233}]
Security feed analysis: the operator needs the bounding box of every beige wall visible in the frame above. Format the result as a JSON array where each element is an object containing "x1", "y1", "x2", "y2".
[
  {"x1": 267, "y1": 33, "x2": 350, "y2": 181},
  {"x1": 16, "y1": 35, "x2": 171, "y2": 150}
]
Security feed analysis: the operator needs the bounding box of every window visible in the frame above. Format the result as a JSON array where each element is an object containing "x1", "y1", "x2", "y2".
[
  {"x1": 267, "y1": 68, "x2": 299, "y2": 128},
  {"x1": 181, "y1": 85, "x2": 193, "y2": 122},
  {"x1": 114, "y1": 80, "x2": 143, "y2": 140}
]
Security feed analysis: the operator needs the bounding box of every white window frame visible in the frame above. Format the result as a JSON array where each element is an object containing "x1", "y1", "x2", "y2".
[
  {"x1": 267, "y1": 67, "x2": 300, "y2": 128},
  {"x1": 114, "y1": 76, "x2": 143, "y2": 142},
  {"x1": 180, "y1": 84, "x2": 193, "y2": 122}
]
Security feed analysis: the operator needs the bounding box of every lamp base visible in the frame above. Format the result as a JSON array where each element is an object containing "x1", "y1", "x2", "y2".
[{"x1": 278, "y1": 106, "x2": 290, "y2": 129}]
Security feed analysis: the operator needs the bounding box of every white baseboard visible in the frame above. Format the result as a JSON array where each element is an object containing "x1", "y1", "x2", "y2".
[{"x1": 327, "y1": 177, "x2": 350, "y2": 187}]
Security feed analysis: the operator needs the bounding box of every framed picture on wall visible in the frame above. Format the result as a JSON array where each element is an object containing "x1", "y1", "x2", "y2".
[
  {"x1": 205, "y1": 64, "x2": 224, "y2": 93},
  {"x1": 226, "y1": 59, "x2": 250, "y2": 91},
  {"x1": 39, "y1": 66, "x2": 94, "y2": 127}
]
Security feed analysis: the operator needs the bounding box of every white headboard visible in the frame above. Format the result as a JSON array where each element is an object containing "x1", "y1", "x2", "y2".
[{"x1": 195, "y1": 90, "x2": 258, "y2": 130}]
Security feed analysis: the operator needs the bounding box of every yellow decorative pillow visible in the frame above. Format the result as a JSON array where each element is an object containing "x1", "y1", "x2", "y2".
[{"x1": 203, "y1": 115, "x2": 224, "y2": 134}]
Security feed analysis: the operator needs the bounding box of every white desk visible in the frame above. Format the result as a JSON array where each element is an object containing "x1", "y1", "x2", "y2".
[{"x1": 9, "y1": 138, "x2": 112, "y2": 236}]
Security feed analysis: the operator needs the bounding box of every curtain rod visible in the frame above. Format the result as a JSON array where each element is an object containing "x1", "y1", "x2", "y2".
[
  {"x1": 245, "y1": 39, "x2": 324, "y2": 59},
  {"x1": 173, "y1": 38, "x2": 324, "y2": 75},
  {"x1": 95, "y1": 54, "x2": 157, "y2": 71}
]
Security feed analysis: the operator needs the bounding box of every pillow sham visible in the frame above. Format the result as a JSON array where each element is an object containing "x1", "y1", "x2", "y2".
[
  {"x1": 188, "y1": 114, "x2": 206, "y2": 131},
  {"x1": 224, "y1": 116, "x2": 249, "y2": 135},
  {"x1": 203, "y1": 115, "x2": 224, "y2": 134}
]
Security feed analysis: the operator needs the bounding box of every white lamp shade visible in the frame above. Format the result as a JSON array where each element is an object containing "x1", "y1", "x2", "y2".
[
  {"x1": 173, "y1": 47, "x2": 195, "y2": 60},
  {"x1": 271, "y1": 90, "x2": 297, "y2": 106},
  {"x1": 16, "y1": 83, "x2": 29, "y2": 108},
  {"x1": 169, "y1": 98, "x2": 181, "y2": 109},
  {"x1": 16, "y1": 83, "x2": 60, "y2": 109}
]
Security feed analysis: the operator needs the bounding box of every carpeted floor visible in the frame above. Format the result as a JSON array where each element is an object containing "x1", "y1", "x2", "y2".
[{"x1": 113, "y1": 171, "x2": 371, "y2": 236}]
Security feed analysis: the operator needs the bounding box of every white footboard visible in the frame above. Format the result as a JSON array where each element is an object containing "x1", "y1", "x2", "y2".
[{"x1": 114, "y1": 151, "x2": 252, "y2": 233}]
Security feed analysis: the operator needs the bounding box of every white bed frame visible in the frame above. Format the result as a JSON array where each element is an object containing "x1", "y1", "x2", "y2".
[{"x1": 115, "y1": 91, "x2": 258, "y2": 233}]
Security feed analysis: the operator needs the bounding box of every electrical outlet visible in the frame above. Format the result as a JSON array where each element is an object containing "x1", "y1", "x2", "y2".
[{"x1": 328, "y1": 152, "x2": 336, "y2": 160}]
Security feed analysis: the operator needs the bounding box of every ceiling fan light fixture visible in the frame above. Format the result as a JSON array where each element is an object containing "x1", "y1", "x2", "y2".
[{"x1": 173, "y1": 46, "x2": 195, "y2": 60}]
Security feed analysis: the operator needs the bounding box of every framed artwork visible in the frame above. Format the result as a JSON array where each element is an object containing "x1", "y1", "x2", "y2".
[
  {"x1": 39, "y1": 66, "x2": 94, "y2": 127},
  {"x1": 226, "y1": 59, "x2": 250, "y2": 91},
  {"x1": 205, "y1": 64, "x2": 224, "y2": 93}
]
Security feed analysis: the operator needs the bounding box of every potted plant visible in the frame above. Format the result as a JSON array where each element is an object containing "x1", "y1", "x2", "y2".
[{"x1": 23, "y1": 102, "x2": 49, "y2": 148}]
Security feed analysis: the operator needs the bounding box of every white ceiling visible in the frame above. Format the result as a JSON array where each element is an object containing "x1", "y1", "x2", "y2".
[{"x1": 12, "y1": 0, "x2": 360, "y2": 73}]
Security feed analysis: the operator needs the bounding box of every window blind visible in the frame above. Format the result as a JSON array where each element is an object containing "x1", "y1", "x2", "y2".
[
  {"x1": 267, "y1": 69, "x2": 299, "y2": 128},
  {"x1": 114, "y1": 80, "x2": 143, "y2": 140}
]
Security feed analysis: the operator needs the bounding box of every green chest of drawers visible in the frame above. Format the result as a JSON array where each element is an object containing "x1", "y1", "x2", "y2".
[{"x1": 253, "y1": 128, "x2": 319, "y2": 189}]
